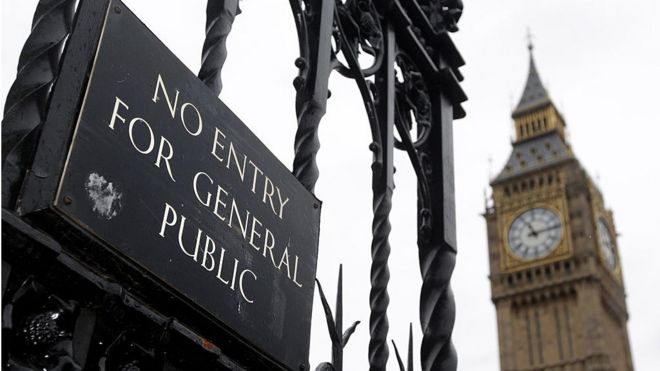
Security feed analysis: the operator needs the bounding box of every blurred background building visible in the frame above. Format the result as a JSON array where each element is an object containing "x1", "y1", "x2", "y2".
[{"x1": 484, "y1": 43, "x2": 633, "y2": 371}]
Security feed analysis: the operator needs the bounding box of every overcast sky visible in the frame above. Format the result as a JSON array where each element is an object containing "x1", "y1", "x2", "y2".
[{"x1": 2, "y1": 1, "x2": 659, "y2": 370}]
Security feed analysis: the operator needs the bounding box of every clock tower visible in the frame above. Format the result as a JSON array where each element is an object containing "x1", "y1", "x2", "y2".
[{"x1": 485, "y1": 43, "x2": 634, "y2": 371}]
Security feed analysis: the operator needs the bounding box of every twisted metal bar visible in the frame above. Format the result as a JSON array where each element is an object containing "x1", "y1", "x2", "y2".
[
  {"x1": 419, "y1": 245, "x2": 457, "y2": 370},
  {"x1": 289, "y1": 0, "x2": 335, "y2": 193},
  {"x1": 368, "y1": 185, "x2": 392, "y2": 370},
  {"x1": 418, "y1": 93, "x2": 457, "y2": 371},
  {"x1": 198, "y1": 0, "x2": 241, "y2": 97},
  {"x1": 368, "y1": 22, "x2": 395, "y2": 371},
  {"x1": 292, "y1": 93, "x2": 324, "y2": 192},
  {"x1": 1, "y1": 0, "x2": 76, "y2": 208}
]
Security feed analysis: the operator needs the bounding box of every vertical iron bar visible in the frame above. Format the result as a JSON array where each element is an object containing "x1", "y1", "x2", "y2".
[
  {"x1": 418, "y1": 90, "x2": 457, "y2": 371},
  {"x1": 1, "y1": 0, "x2": 76, "y2": 209},
  {"x1": 198, "y1": 0, "x2": 241, "y2": 97},
  {"x1": 368, "y1": 21, "x2": 395, "y2": 371},
  {"x1": 291, "y1": 0, "x2": 335, "y2": 193}
]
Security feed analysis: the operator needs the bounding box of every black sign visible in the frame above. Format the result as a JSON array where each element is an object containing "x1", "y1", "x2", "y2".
[{"x1": 53, "y1": 4, "x2": 320, "y2": 369}]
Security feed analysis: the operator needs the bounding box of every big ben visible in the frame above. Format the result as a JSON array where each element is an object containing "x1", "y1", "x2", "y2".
[{"x1": 484, "y1": 42, "x2": 634, "y2": 371}]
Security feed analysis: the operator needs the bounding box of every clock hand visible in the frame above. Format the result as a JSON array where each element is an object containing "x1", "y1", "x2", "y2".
[
  {"x1": 524, "y1": 221, "x2": 538, "y2": 237},
  {"x1": 535, "y1": 224, "x2": 561, "y2": 234}
]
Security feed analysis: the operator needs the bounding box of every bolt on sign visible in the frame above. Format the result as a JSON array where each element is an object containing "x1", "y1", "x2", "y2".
[{"x1": 19, "y1": 1, "x2": 320, "y2": 369}]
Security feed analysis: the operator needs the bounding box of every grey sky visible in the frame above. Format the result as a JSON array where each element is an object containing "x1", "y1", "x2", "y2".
[{"x1": 2, "y1": 1, "x2": 659, "y2": 370}]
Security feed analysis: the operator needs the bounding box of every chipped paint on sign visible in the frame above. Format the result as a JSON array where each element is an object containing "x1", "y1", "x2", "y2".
[{"x1": 85, "y1": 173, "x2": 122, "y2": 219}]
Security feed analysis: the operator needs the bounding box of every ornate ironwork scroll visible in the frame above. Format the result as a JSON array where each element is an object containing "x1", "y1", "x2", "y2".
[
  {"x1": 393, "y1": 52, "x2": 433, "y2": 240},
  {"x1": 290, "y1": 1, "x2": 466, "y2": 370},
  {"x1": 198, "y1": 0, "x2": 241, "y2": 96},
  {"x1": 1, "y1": 0, "x2": 76, "y2": 209}
]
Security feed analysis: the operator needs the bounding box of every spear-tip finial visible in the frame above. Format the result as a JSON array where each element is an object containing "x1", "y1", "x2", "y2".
[{"x1": 526, "y1": 28, "x2": 534, "y2": 52}]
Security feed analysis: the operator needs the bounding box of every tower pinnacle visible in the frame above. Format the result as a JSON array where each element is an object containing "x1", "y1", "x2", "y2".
[
  {"x1": 512, "y1": 40, "x2": 550, "y2": 118},
  {"x1": 508, "y1": 40, "x2": 568, "y2": 143}
]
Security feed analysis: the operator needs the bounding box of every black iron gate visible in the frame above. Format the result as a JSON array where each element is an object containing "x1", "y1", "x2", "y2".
[{"x1": 2, "y1": 1, "x2": 466, "y2": 370}]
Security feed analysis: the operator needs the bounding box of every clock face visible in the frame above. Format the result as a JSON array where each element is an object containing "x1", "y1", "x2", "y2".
[
  {"x1": 597, "y1": 218, "x2": 617, "y2": 270},
  {"x1": 507, "y1": 207, "x2": 563, "y2": 260}
]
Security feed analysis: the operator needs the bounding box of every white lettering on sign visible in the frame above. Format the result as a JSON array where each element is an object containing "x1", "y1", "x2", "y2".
[
  {"x1": 159, "y1": 203, "x2": 257, "y2": 303},
  {"x1": 190, "y1": 171, "x2": 303, "y2": 288},
  {"x1": 102, "y1": 73, "x2": 311, "y2": 307},
  {"x1": 211, "y1": 128, "x2": 290, "y2": 220},
  {"x1": 108, "y1": 97, "x2": 176, "y2": 182},
  {"x1": 152, "y1": 74, "x2": 203, "y2": 136}
]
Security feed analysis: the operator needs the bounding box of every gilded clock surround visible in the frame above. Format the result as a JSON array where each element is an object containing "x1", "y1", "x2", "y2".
[
  {"x1": 595, "y1": 213, "x2": 622, "y2": 278},
  {"x1": 499, "y1": 198, "x2": 572, "y2": 272},
  {"x1": 507, "y1": 207, "x2": 562, "y2": 260},
  {"x1": 590, "y1": 183, "x2": 623, "y2": 279}
]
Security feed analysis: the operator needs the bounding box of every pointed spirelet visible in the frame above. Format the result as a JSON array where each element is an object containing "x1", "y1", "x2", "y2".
[{"x1": 512, "y1": 41, "x2": 551, "y2": 117}]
